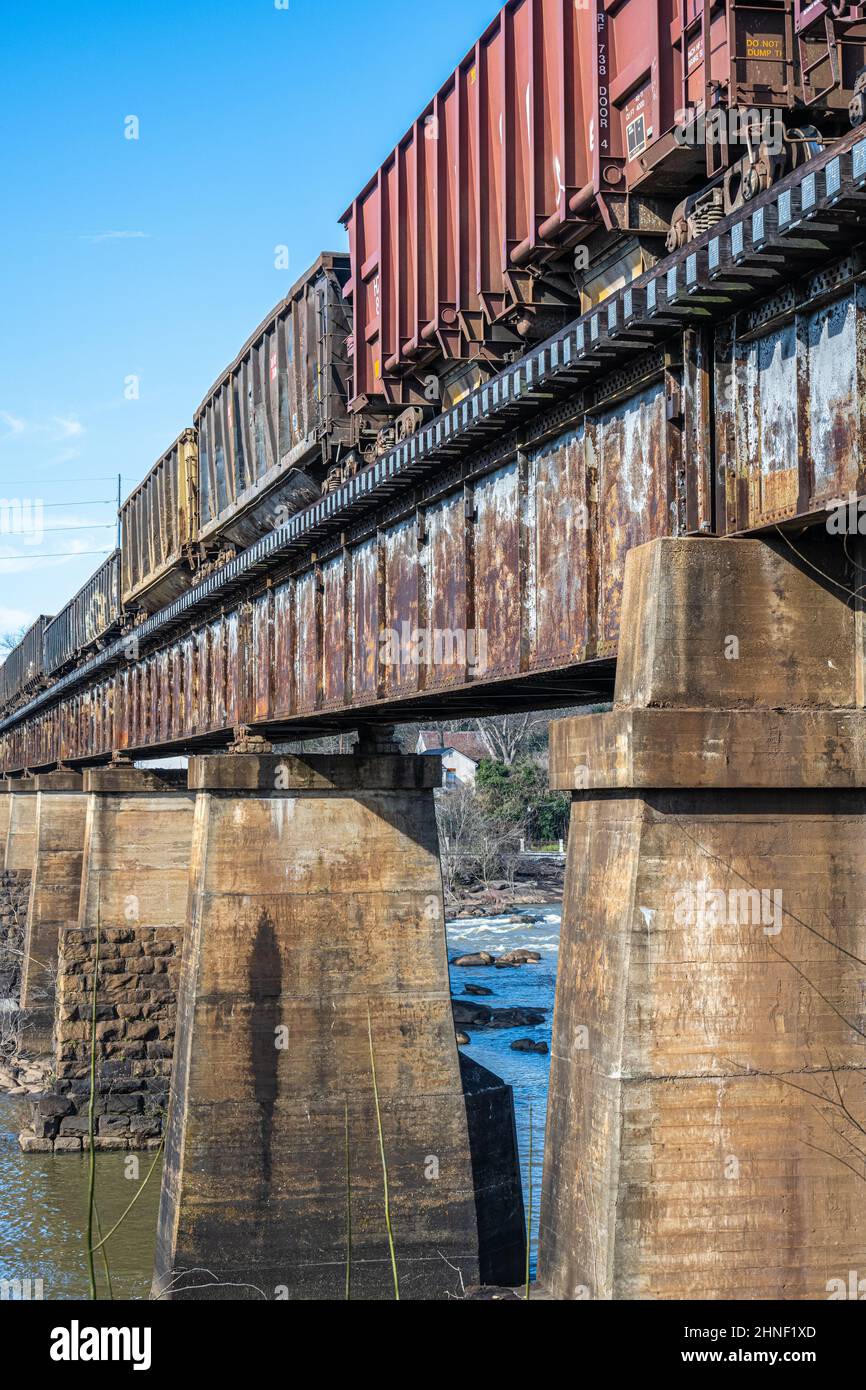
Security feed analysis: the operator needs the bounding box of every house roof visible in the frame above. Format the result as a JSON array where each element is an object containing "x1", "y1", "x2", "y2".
[{"x1": 416, "y1": 731, "x2": 488, "y2": 762}]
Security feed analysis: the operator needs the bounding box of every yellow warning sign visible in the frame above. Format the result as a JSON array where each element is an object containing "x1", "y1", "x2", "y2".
[{"x1": 745, "y1": 33, "x2": 785, "y2": 61}]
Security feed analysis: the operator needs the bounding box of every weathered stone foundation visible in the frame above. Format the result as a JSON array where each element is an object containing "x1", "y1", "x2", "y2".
[
  {"x1": 153, "y1": 752, "x2": 525, "y2": 1301},
  {"x1": 540, "y1": 537, "x2": 866, "y2": 1300},
  {"x1": 0, "y1": 870, "x2": 31, "y2": 1001},
  {"x1": 21, "y1": 766, "x2": 195, "y2": 1154}
]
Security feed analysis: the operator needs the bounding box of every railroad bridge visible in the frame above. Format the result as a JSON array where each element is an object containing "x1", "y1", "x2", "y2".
[{"x1": 4, "y1": 130, "x2": 866, "y2": 1299}]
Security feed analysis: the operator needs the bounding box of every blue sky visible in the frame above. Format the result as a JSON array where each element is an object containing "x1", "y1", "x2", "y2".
[{"x1": 0, "y1": 0, "x2": 502, "y2": 637}]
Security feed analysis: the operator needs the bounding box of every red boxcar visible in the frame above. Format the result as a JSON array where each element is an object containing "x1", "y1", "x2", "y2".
[{"x1": 341, "y1": 0, "x2": 866, "y2": 411}]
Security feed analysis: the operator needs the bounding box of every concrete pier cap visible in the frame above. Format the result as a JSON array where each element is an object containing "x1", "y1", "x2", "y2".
[
  {"x1": 153, "y1": 747, "x2": 525, "y2": 1301},
  {"x1": 541, "y1": 535, "x2": 866, "y2": 1301},
  {"x1": 187, "y1": 750, "x2": 443, "y2": 793}
]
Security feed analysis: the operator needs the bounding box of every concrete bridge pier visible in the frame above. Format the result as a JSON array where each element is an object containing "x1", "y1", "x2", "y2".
[
  {"x1": 1, "y1": 777, "x2": 38, "y2": 1003},
  {"x1": 0, "y1": 781, "x2": 11, "y2": 854},
  {"x1": 18, "y1": 770, "x2": 87, "y2": 1055},
  {"x1": 153, "y1": 751, "x2": 524, "y2": 1301},
  {"x1": 47, "y1": 766, "x2": 196, "y2": 1151},
  {"x1": 541, "y1": 535, "x2": 866, "y2": 1300},
  {"x1": 4, "y1": 776, "x2": 37, "y2": 872}
]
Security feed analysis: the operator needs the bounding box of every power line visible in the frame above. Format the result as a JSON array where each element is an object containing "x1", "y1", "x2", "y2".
[
  {"x1": 0, "y1": 548, "x2": 112, "y2": 562},
  {"x1": 39, "y1": 524, "x2": 116, "y2": 532},
  {"x1": 0, "y1": 476, "x2": 142, "y2": 486},
  {"x1": 36, "y1": 499, "x2": 117, "y2": 509},
  {"x1": 0, "y1": 498, "x2": 116, "y2": 508}
]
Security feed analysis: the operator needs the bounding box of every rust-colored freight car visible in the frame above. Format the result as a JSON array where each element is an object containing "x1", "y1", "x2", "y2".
[
  {"x1": 120, "y1": 430, "x2": 199, "y2": 614},
  {"x1": 0, "y1": 616, "x2": 53, "y2": 713},
  {"x1": 194, "y1": 252, "x2": 387, "y2": 551},
  {"x1": 43, "y1": 550, "x2": 122, "y2": 676},
  {"x1": 341, "y1": 0, "x2": 866, "y2": 411}
]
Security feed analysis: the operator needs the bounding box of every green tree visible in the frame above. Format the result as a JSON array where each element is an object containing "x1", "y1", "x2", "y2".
[{"x1": 476, "y1": 757, "x2": 569, "y2": 845}]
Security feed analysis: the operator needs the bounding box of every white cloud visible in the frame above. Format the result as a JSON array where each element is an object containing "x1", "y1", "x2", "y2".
[
  {"x1": 0, "y1": 411, "x2": 26, "y2": 436},
  {"x1": 52, "y1": 417, "x2": 84, "y2": 438},
  {"x1": 80, "y1": 230, "x2": 152, "y2": 243},
  {"x1": 0, "y1": 606, "x2": 34, "y2": 632},
  {"x1": 0, "y1": 414, "x2": 86, "y2": 446}
]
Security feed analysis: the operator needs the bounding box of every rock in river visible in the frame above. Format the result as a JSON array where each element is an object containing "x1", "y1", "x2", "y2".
[
  {"x1": 452, "y1": 999, "x2": 546, "y2": 1030},
  {"x1": 494, "y1": 949, "x2": 543, "y2": 969}
]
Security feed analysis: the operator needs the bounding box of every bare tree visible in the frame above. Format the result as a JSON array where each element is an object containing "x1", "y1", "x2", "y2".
[
  {"x1": 435, "y1": 784, "x2": 523, "y2": 896},
  {"x1": 435, "y1": 785, "x2": 478, "y2": 900},
  {"x1": 474, "y1": 713, "x2": 548, "y2": 766},
  {"x1": 0, "y1": 624, "x2": 27, "y2": 654}
]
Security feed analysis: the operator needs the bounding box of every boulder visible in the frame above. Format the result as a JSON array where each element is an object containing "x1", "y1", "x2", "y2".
[
  {"x1": 487, "y1": 1007, "x2": 546, "y2": 1029},
  {"x1": 464, "y1": 984, "x2": 494, "y2": 997},
  {"x1": 452, "y1": 1000, "x2": 493, "y2": 1026},
  {"x1": 452, "y1": 1000, "x2": 546, "y2": 1029},
  {"x1": 510, "y1": 1038, "x2": 549, "y2": 1055},
  {"x1": 495, "y1": 949, "x2": 543, "y2": 968},
  {"x1": 451, "y1": 952, "x2": 495, "y2": 967},
  {"x1": 455, "y1": 1032, "x2": 471, "y2": 1047}
]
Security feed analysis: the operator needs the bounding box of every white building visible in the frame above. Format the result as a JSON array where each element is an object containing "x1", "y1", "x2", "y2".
[{"x1": 415, "y1": 731, "x2": 489, "y2": 789}]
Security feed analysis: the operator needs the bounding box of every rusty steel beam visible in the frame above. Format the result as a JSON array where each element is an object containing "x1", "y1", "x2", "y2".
[{"x1": 4, "y1": 130, "x2": 866, "y2": 772}]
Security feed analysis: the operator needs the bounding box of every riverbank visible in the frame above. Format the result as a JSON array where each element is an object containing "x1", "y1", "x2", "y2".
[
  {"x1": 446, "y1": 855, "x2": 565, "y2": 917},
  {"x1": 0, "y1": 1048, "x2": 51, "y2": 1099}
]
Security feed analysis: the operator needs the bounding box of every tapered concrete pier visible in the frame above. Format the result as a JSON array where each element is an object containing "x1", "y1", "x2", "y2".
[
  {"x1": 18, "y1": 770, "x2": 87, "y2": 1054},
  {"x1": 541, "y1": 537, "x2": 866, "y2": 1300},
  {"x1": 153, "y1": 752, "x2": 524, "y2": 1301}
]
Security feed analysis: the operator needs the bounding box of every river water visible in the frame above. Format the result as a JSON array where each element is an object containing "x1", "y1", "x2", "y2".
[
  {"x1": 447, "y1": 902, "x2": 560, "y2": 1278},
  {"x1": 0, "y1": 902, "x2": 560, "y2": 1299},
  {"x1": 0, "y1": 1093, "x2": 162, "y2": 1300}
]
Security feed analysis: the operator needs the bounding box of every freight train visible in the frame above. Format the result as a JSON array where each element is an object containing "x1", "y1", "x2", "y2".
[
  {"x1": 341, "y1": 0, "x2": 866, "y2": 412},
  {"x1": 2, "y1": 0, "x2": 865, "y2": 715}
]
